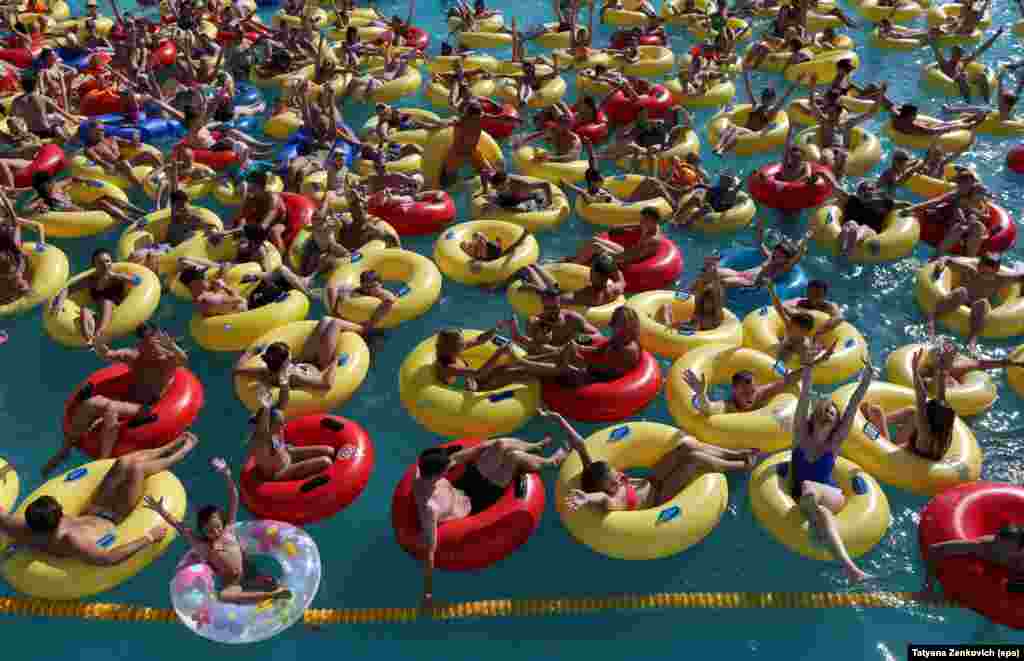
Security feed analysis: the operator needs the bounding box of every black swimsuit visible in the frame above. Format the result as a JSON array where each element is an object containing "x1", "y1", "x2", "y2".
[
  {"x1": 452, "y1": 463, "x2": 506, "y2": 514},
  {"x1": 247, "y1": 271, "x2": 290, "y2": 308},
  {"x1": 90, "y1": 278, "x2": 127, "y2": 305}
]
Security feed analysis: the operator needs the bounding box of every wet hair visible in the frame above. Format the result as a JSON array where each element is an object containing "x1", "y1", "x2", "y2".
[
  {"x1": 807, "y1": 279, "x2": 828, "y2": 294},
  {"x1": 178, "y1": 266, "x2": 205, "y2": 285},
  {"x1": 21, "y1": 74, "x2": 37, "y2": 93},
  {"x1": 465, "y1": 101, "x2": 483, "y2": 116},
  {"x1": 262, "y1": 341, "x2": 291, "y2": 371},
  {"x1": 91, "y1": 248, "x2": 112, "y2": 263},
  {"x1": 581, "y1": 460, "x2": 613, "y2": 493},
  {"x1": 592, "y1": 253, "x2": 617, "y2": 276},
  {"x1": 892, "y1": 149, "x2": 911, "y2": 163},
  {"x1": 359, "y1": 269, "x2": 380, "y2": 285},
  {"x1": 170, "y1": 190, "x2": 189, "y2": 206},
  {"x1": 25, "y1": 496, "x2": 62, "y2": 533},
  {"x1": 760, "y1": 87, "x2": 777, "y2": 103},
  {"x1": 32, "y1": 171, "x2": 57, "y2": 206},
  {"x1": 898, "y1": 104, "x2": 918, "y2": 118},
  {"x1": 585, "y1": 168, "x2": 603, "y2": 184},
  {"x1": 196, "y1": 505, "x2": 222, "y2": 535},
  {"x1": 979, "y1": 253, "x2": 1001, "y2": 269},
  {"x1": 490, "y1": 170, "x2": 508, "y2": 186},
  {"x1": 418, "y1": 447, "x2": 453, "y2": 478},
  {"x1": 640, "y1": 206, "x2": 660, "y2": 222},
  {"x1": 436, "y1": 327, "x2": 464, "y2": 356},
  {"x1": 440, "y1": 41, "x2": 453, "y2": 55},
  {"x1": 249, "y1": 171, "x2": 270, "y2": 188},
  {"x1": 924, "y1": 398, "x2": 955, "y2": 455},
  {"x1": 731, "y1": 370, "x2": 754, "y2": 386},
  {"x1": 837, "y1": 58, "x2": 854, "y2": 71},
  {"x1": 997, "y1": 524, "x2": 1024, "y2": 548},
  {"x1": 791, "y1": 312, "x2": 815, "y2": 331}
]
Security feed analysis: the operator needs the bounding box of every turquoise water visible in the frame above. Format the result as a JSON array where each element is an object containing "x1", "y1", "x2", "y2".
[{"x1": 3, "y1": 0, "x2": 1024, "y2": 656}]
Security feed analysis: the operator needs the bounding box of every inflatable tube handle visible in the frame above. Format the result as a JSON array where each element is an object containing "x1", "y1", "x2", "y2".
[
  {"x1": 851, "y1": 474, "x2": 868, "y2": 496},
  {"x1": 487, "y1": 390, "x2": 515, "y2": 403},
  {"x1": 514, "y1": 474, "x2": 527, "y2": 499},
  {"x1": 608, "y1": 425, "x2": 631, "y2": 442},
  {"x1": 863, "y1": 421, "x2": 881, "y2": 441},
  {"x1": 65, "y1": 467, "x2": 89, "y2": 482},
  {"x1": 656, "y1": 505, "x2": 681, "y2": 525},
  {"x1": 299, "y1": 474, "x2": 331, "y2": 493},
  {"x1": 96, "y1": 533, "x2": 116, "y2": 548},
  {"x1": 320, "y1": 417, "x2": 345, "y2": 432},
  {"x1": 491, "y1": 335, "x2": 510, "y2": 347}
]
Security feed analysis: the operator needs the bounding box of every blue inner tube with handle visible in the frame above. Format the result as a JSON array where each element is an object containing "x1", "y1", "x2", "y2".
[{"x1": 718, "y1": 246, "x2": 808, "y2": 314}]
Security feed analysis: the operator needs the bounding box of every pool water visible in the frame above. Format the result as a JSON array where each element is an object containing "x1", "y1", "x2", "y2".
[{"x1": 3, "y1": 0, "x2": 1024, "y2": 656}]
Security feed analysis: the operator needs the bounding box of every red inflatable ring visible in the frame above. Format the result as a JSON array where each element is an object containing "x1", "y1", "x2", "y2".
[
  {"x1": 80, "y1": 88, "x2": 127, "y2": 117},
  {"x1": 239, "y1": 414, "x2": 375, "y2": 525},
  {"x1": 147, "y1": 39, "x2": 177, "y2": 69},
  {"x1": 599, "y1": 227, "x2": 683, "y2": 293},
  {"x1": 747, "y1": 162, "x2": 833, "y2": 212},
  {"x1": 1008, "y1": 144, "x2": 1024, "y2": 175},
  {"x1": 918, "y1": 481, "x2": 1024, "y2": 629},
  {"x1": 601, "y1": 81, "x2": 672, "y2": 125},
  {"x1": 610, "y1": 30, "x2": 666, "y2": 49},
  {"x1": 391, "y1": 438, "x2": 546, "y2": 571},
  {"x1": 542, "y1": 342, "x2": 663, "y2": 422},
  {"x1": 14, "y1": 144, "x2": 65, "y2": 188},
  {"x1": 187, "y1": 145, "x2": 240, "y2": 171},
  {"x1": 63, "y1": 364, "x2": 205, "y2": 458},
  {"x1": 368, "y1": 191, "x2": 455, "y2": 236},
  {"x1": 399, "y1": 25, "x2": 429, "y2": 50},
  {"x1": 479, "y1": 98, "x2": 520, "y2": 140},
  {"x1": 280, "y1": 192, "x2": 316, "y2": 249},
  {"x1": 918, "y1": 202, "x2": 1017, "y2": 255},
  {"x1": 572, "y1": 106, "x2": 610, "y2": 145}
]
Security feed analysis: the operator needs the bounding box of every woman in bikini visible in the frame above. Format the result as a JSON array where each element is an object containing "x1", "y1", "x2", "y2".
[
  {"x1": 50, "y1": 248, "x2": 138, "y2": 346},
  {"x1": 243, "y1": 387, "x2": 342, "y2": 482}
]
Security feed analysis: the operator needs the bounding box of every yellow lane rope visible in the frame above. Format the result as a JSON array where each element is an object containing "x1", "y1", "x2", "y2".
[{"x1": 0, "y1": 592, "x2": 959, "y2": 625}]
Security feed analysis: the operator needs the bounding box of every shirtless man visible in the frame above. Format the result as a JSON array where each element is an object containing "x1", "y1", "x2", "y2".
[
  {"x1": 438, "y1": 100, "x2": 494, "y2": 188},
  {"x1": 181, "y1": 263, "x2": 313, "y2": 317},
  {"x1": 920, "y1": 524, "x2": 1024, "y2": 600},
  {"x1": 927, "y1": 27, "x2": 1003, "y2": 103},
  {"x1": 10, "y1": 74, "x2": 78, "y2": 142},
  {"x1": 502, "y1": 288, "x2": 600, "y2": 350},
  {"x1": 565, "y1": 206, "x2": 661, "y2": 269},
  {"x1": 517, "y1": 253, "x2": 626, "y2": 308},
  {"x1": 683, "y1": 352, "x2": 819, "y2": 416},
  {"x1": 886, "y1": 101, "x2": 986, "y2": 137},
  {"x1": 713, "y1": 67, "x2": 799, "y2": 155},
  {"x1": 717, "y1": 215, "x2": 813, "y2": 289},
  {"x1": 915, "y1": 340, "x2": 1024, "y2": 397},
  {"x1": 928, "y1": 253, "x2": 1024, "y2": 351},
  {"x1": 236, "y1": 172, "x2": 289, "y2": 252},
  {"x1": 0, "y1": 433, "x2": 197, "y2": 569},
  {"x1": 510, "y1": 113, "x2": 582, "y2": 164},
  {"x1": 476, "y1": 170, "x2": 554, "y2": 214},
  {"x1": 414, "y1": 438, "x2": 568, "y2": 610},
  {"x1": 46, "y1": 324, "x2": 190, "y2": 475}
]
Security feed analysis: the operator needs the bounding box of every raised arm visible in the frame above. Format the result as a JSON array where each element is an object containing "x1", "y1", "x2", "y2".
[
  {"x1": 832, "y1": 358, "x2": 875, "y2": 448},
  {"x1": 212, "y1": 458, "x2": 239, "y2": 525},
  {"x1": 966, "y1": 27, "x2": 1003, "y2": 63},
  {"x1": 790, "y1": 363, "x2": 816, "y2": 449},
  {"x1": 540, "y1": 408, "x2": 595, "y2": 467}
]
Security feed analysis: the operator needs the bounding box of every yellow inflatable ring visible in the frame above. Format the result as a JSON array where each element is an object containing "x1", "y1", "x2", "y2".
[
  {"x1": 506, "y1": 262, "x2": 625, "y2": 327},
  {"x1": 885, "y1": 342, "x2": 996, "y2": 417},
  {"x1": 427, "y1": 54, "x2": 500, "y2": 74},
  {"x1": 249, "y1": 63, "x2": 315, "y2": 90},
  {"x1": 272, "y1": 8, "x2": 328, "y2": 28},
  {"x1": 870, "y1": 27, "x2": 924, "y2": 50},
  {"x1": 263, "y1": 110, "x2": 304, "y2": 141},
  {"x1": 44, "y1": 262, "x2": 160, "y2": 348},
  {"x1": 915, "y1": 261, "x2": 1024, "y2": 339},
  {"x1": 189, "y1": 263, "x2": 310, "y2": 352},
  {"x1": 741, "y1": 304, "x2": 869, "y2": 386},
  {"x1": 666, "y1": 343, "x2": 799, "y2": 451},
  {"x1": 749, "y1": 451, "x2": 890, "y2": 561},
  {"x1": 399, "y1": 329, "x2": 540, "y2": 437},
  {"x1": 706, "y1": 105, "x2": 790, "y2": 156},
  {"x1": 116, "y1": 206, "x2": 223, "y2": 278},
  {"x1": 29, "y1": 179, "x2": 123, "y2": 238},
  {"x1": 553, "y1": 47, "x2": 615, "y2": 70},
  {"x1": 354, "y1": 148, "x2": 422, "y2": 176},
  {"x1": 659, "y1": 0, "x2": 712, "y2": 24},
  {"x1": 433, "y1": 220, "x2": 539, "y2": 286},
  {"x1": 788, "y1": 91, "x2": 880, "y2": 126},
  {"x1": 496, "y1": 75, "x2": 567, "y2": 108},
  {"x1": 602, "y1": 0, "x2": 650, "y2": 28},
  {"x1": 70, "y1": 144, "x2": 163, "y2": 190},
  {"x1": 690, "y1": 191, "x2": 758, "y2": 235},
  {"x1": 469, "y1": 179, "x2": 571, "y2": 232},
  {"x1": 967, "y1": 112, "x2": 1024, "y2": 137},
  {"x1": 423, "y1": 127, "x2": 504, "y2": 189},
  {"x1": 211, "y1": 173, "x2": 285, "y2": 207},
  {"x1": 168, "y1": 236, "x2": 284, "y2": 301},
  {"x1": 830, "y1": 380, "x2": 982, "y2": 496},
  {"x1": 883, "y1": 118, "x2": 973, "y2": 152},
  {"x1": 133, "y1": 164, "x2": 216, "y2": 202},
  {"x1": 856, "y1": 0, "x2": 924, "y2": 22},
  {"x1": 555, "y1": 421, "x2": 729, "y2": 560},
  {"x1": 325, "y1": 248, "x2": 442, "y2": 329},
  {"x1": 902, "y1": 162, "x2": 962, "y2": 199},
  {"x1": 810, "y1": 205, "x2": 920, "y2": 263},
  {"x1": 795, "y1": 126, "x2": 882, "y2": 177},
  {"x1": 575, "y1": 174, "x2": 674, "y2": 227},
  {"x1": 1007, "y1": 345, "x2": 1024, "y2": 401},
  {"x1": 922, "y1": 62, "x2": 995, "y2": 98},
  {"x1": 368, "y1": 65, "x2": 422, "y2": 104},
  {"x1": 457, "y1": 29, "x2": 514, "y2": 50},
  {"x1": 0, "y1": 459, "x2": 185, "y2": 600},
  {"x1": 665, "y1": 76, "x2": 736, "y2": 109},
  {"x1": 689, "y1": 16, "x2": 750, "y2": 41},
  {"x1": 614, "y1": 128, "x2": 701, "y2": 174},
  {"x1": 612, "y1": 45, "x2": 676, "y2": 78},
  {"x1": 426, "y1": 77, "x2": 496, "y2": 109},
  {"x1": 784, "y1": 50, "x2": 860, "y2": 86},
  {"x1": 627, "y1": 290, "x2": 744, "y2": 359},
  {"x1": 360, "y1": 108, "x2": 442, "y2": 147},
  {"x1": 234, "y1": 320, "x2": 370, "y2": 418},
  {"x1": 0, "y1": 242, "x2": 68, "y2": 317},
  {"x1": 927, "y1": 2, "x2": 991, "y2": 29},
  {"x1": 0, "y1": 457, "x2": 16, "y2": 512},
  {"x1": 511, "y1": 145, "x2": 588, "y2": 184},
  {"x1": 534, "y1": 23, "x2": 573, "y2": 50}
]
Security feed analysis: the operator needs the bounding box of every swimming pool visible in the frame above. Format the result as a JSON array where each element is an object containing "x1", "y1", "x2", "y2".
[{"x1": 3, "y1": 0, "x2": 1024, "y2": 656}]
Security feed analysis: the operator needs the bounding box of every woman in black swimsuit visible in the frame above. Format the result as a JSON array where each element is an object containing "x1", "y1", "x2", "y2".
[{"x1": 50, "y1": 248, "x2": 137, "y2": 346}]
